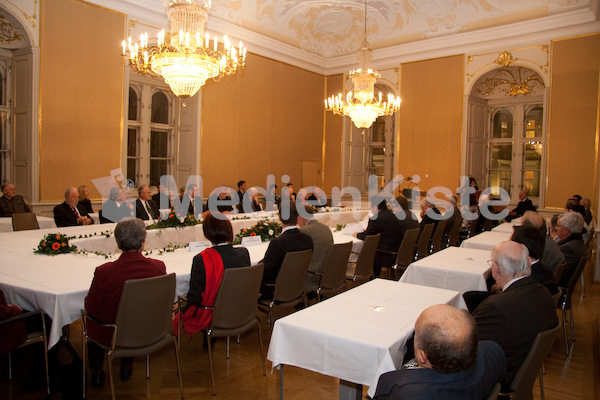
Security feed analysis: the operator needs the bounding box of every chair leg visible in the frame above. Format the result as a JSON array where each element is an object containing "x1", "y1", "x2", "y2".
[
  {"x1": 237, "y1": 334, "x2": 240, "y2": 344},
  {"x1": 82, "y1": 335, "x2": 87, "y2": 398},
  {"x1": 569, "y1": 308, "x2": 575, "y2": 343},
  {"x1": 146, "y1": 354, "x2": 150, "y2": 379},
  {"x1": 257, "y1": 320, "x2": 266, "y2": 376},
  {"x1": 562, "y1": 308, "x2": 569, "y2": 357},
  {"x1": 226, "y1": 337, "x2": 230, "y2": 359},
  {"x1": 539, "y1": 370, "x2": 545, "y2": 400},
  {"x1": 172, "y1": 341, "x2": 184, "y2": 399},
  {"x1": 8, "y1": 352, "x2": 12, "y2": 380},
  {"x1": 580, "y1": 274, "x2": 585, "y2": 299},
  {"x1": 107, "y1": 355, "x2": 116, "y2": 400},
  {"x1": 207, "y1": 334, "x2": 216, "y2": 396},
  {"x1": 40, "y1": 313, "x2": 50, "y2": 395}
]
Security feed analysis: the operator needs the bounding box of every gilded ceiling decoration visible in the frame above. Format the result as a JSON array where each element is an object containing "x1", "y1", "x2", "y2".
[{"x1": 476, "y1": 66, "x2": 545, "y2": 97}]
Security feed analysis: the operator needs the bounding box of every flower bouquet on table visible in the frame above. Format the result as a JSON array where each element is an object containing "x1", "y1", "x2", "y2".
[
  {"x1": 34, "y1": 233, "x2": 77, "y2": 255},
  {"x1": 233, "y1": 219, "x2": 282, "y2": 244},
  {"x1": 146, "y1": 210, "x2": 202, "y2": 230}
]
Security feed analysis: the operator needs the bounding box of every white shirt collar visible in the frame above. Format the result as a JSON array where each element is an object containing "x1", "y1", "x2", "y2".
[{"x1": 503, "y1": 276, "x2": 527, "y2": 291}]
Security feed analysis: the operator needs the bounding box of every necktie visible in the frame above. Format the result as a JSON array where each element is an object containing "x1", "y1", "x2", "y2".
[
  {"x1": 72, "y1": 207, "x2": 80, "y2": 218},
  {"x1": 145, "y1": 202, "x2": 153, "y2": 219}
]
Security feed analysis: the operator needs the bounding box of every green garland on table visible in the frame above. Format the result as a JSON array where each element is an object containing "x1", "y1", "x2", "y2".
[
  {"x1": 146, "y1": 211, "x2": 202, "y2": 230},
  {"x1": 232, "y1": 219, "x2": 282, "y2": 245},
  {"x1": 33, "y1": 233, "x2": 78, "y2": 256}
]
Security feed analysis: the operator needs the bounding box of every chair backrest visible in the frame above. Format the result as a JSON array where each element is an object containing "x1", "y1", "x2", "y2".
[
  {"x1": 551, "y1": 287, "x2": 563, "y2": 308},
  {"x1": 319, "y1": 242, "x2": 353, "y2": 292},
  {"x1": 430, "y1": 220, "x2": 448, "y2": 252},
  {"x1": 416, "y1": 224, "x2": 434, "y2": 258},
  {"x1": 562, "y1": 256, "x2": 588, "y2": 310},
  {"x1": 273, "y1": 249, "x2": 313, "y2": 303},
  {"x1": 12, "y1": 213, "x2": 39, "y2": 231},
  {"x1": 467, "y1": 216, "x2": 480, "y2": 237},
  {"x1": 395, "y1": 228, "x2": 420, "y2": 267},
  {"x1": 482, "y1": 217, "x2": 495, "y2": 231},
  {"x1": 354, "y1": 233, "x2": 381, "y2": 280},
  {"x1": 486, "y1": 382, "x2": 501, "y2": 400},
  {"x1": 211, "y1": 264, "x2": 264, "y2": 330},
  {"x1": 447, "y1": 216, "x2": 463, "y2": 246},
  {"x1": 114, "y1": 273, "x2": 176, "y2": 348},
  {"x1": 553, "y1": 261, "x2": 566, "y2": 283},
  {"x1": 508, "y1": 324, "x2": 560, "y2": 400}
]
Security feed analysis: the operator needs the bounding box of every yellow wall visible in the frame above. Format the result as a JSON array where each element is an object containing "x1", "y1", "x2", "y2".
[
  {"x1": 546, "y1": 34, "x2": 600, "y2": 209},
  {"x1": 397, "y1": 55, "x2": 464, "y2": 193},
  {"x1": 201, "y1": 54, "x2": 326, "y2": 196},
  {"x1": 39, "y1": 0, "x2": 125, "y2": 202}
]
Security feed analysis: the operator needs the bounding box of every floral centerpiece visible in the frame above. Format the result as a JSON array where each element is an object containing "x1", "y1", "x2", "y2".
[
  {"x1": 233, "y1": 218, "x2": 282, "y2": 244},
  {"x1": 34, "y1": 233, "x2": 78, "y2": 256},
  {"x1": 146, "y1": 210, "x2": 202, "y2": 230}
]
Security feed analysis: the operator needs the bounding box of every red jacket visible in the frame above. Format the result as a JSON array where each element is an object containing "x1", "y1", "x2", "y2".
[
  {"x1": 0, "y1": 291, "x2": 27, "y2": 354},
  {"x1": 84, "y1": 252, "x2": 166, "y2": 346}
]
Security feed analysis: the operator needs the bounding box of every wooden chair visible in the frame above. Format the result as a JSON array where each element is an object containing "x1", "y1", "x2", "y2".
[
  {"x1": 376, "y1": 228, "x2": 419, "y2": 280},
  {"x1": 11, "y1": 213, "x2": 39, "y2": 231},
  {"x1": 258, "y1": 249, "x2": 313, "y2": 325},
  {"x1": 81, "y1": 273, "x2": 184, "y2": 400},
  {"x1": 447, "y1": 216, "x2": 463, "y2": 247},
  {"x1": 415, "y1": 224, "x2": 434, "y2": 260},
  {"x1": 559, "y1": 255, "x2": 588, "y2": 357},
  {"x1": 312, "y1": 242, "x2": 353, "y2": 302},
  {"x1": 185, "y1": 264, "x2": 266, "y2": 395},
  {"x1": 500, "y1": 324, "x2": 560, "y2": 400},
  {"x1": 553, "y1": 261, "x2": 566, "y2": 283},
  {"x1": 430, "y1": 220, "x2": 448, "y2": 254},
  {"x1": 346, "y1": 233, "x2": 380, "y2": 287}
]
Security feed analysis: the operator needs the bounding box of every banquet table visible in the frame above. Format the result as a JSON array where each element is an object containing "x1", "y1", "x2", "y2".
[
  {"x1": 399, "y1": 246, "x2": 492, "y2": 294},
  {"x1": 491, "y1": 221, "x2": 519, "y2": 233},
  {"x1": 0, "y1": 215, "x2": 57, "y2": 232},
  {"x1": 267, "y1": 279, "x2": 466, "y2": 399},
  {"x1": 460, "y1": 230, "x2": 512, "y2": 251}
]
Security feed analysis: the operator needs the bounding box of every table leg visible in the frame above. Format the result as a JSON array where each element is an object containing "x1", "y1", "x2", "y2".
[
  {"x1": 277, "y1": 365, "x2": 284, "y2": 400},
  {"x1": 339, "y1": 380, "x2": 362, "y2": 400}
]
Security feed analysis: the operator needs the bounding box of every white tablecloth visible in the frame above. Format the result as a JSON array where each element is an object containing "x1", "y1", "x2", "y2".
[
  {"x1": 267, "y1": 279, "x2": 466, "y2": 397},
  {"x1": 460, "y1": 231, "x2": 512, "y2": 251},
  {"x1": 0, "y1": 216, "x2": 57, "y2": 232},
  {"x1": 491, "y1": 221, "x2": 519, "y2": 233},
  {"x1": 399, "y1": 246, "x2": 492, "y2": 293}
]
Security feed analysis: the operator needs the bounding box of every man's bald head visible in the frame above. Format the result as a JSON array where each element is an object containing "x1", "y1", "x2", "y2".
[
  {"x1": 490, "y1": 241, "x2": 530, "y2": 286},
  {"x1": 414, "y1": 304, "x2": 478, "y2": 373},
  {"x1": 521, "y1": 211, "x2": 547, "y2": 236}
]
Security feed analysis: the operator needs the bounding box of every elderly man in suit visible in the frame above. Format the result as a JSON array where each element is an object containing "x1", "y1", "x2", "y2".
[
  {"x1": 84, "y1": 219, "x2": 166, "y2": 387},
  {"x1": 297, "y1": 205, "x2": 334, "y2": 297},
  {"x1": 54, "y1": 187, "x2": 94, "y2": 227},
  {"x1": 506, "y1": 189, "x2": 536, "y2": 221},
  {"x1": 0, "y1": 182, "x2": 32, "y2": 216},
  {"x1": 260, "y1": 201, "x2": 313, "y2": 300},
  {"x1": 152, "y1": 184, "x2": 172, "y2": 210},
  {"x1": 555, "y1": 211, "x2": 586, "y2": 287},
  {"x1": 520, "y1": 211, "x2": 565, "y2": 275},
  {"x1": 472, "y1": 241, "x2": 558, "y2": 392},
  {"x1": 135, "y1": 184, "x2": 160, "y2": 221},
  {"x1": 374, "y1": 304, "x2": 505, "y2": 400}
]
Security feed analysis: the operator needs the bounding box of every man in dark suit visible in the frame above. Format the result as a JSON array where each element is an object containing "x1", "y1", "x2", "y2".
[
  {"x1": 419, "y1": 198, "x2": 442, "y2": 231},
  {"x1": 84, "y1": 219, "x2": 166, "y2": 387},
  {"x1": 354, "y1": 198, "x2": 402, "y2": 277},
  {"x1": 100, "y1": 187, "x2": 133, "y2": 223},
  {"x1": 298, "y1": 205, "x2": 334, "y2": 296},
  {"x1": 260, "y1": 201, "x2": 313, "y2": 300},
  {"x1": 135, "y1": 184, "x2": 160, "y2": 221},
  {"x1": 392, "y1": 194, "x2": 420, "y2": 241},
  {"x1": 0, "y1": 182, "x2": 32, "y2": 216},
  {"x1": 151, "y1": 183, "x2": 172, "y2": 210},
  {"x1": 555, "y1": 211, "x2": 587, "y2": 287},
  {"x1": 507, "y1": 189, "x2": 536, "y2": 221},
  {"x1": 236, "y1": 180, "x2": 246, "y2": 208},
  {"x1": 54, "y1": 187, "x2": 94, "y2": 227},
  {"x1": 374, "y1": 304, "x2": 505, "y2": 400},
  {"x1": 472, "y1": 241, "x2": 558, "y2": 391},
  {"x1": 521, "y1": 211, "x2": 565, "y2": 275}
]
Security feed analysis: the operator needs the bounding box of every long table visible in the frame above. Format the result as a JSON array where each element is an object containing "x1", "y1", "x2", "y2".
[
  {"x1": 399, "y1": 246, "x2": 492, "y2": 294},
  {"x1": 267, "y1": 279, "x2": 466, "y2": 399},
  {"x1": 460, "y1": 230, "x2": 512, "y2": 251}
]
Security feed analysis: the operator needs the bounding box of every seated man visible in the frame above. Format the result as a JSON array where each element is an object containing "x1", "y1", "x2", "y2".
[
  {"x1": 443, "y1": 194, "x2": 462, "y2": 237},
  {"x1": 506, "y1": 189, "x2": 536, "y2": 221},
  {"x1": 472, "y1": 241, "x2": 558, "y2": 391},
  {"x1": 0, "y1": 182, "x2": 32, "y2": 216},
  {"x1": 392, "y1": 194, "x2": 419, "y2": 241},
  {"x1": 84, "y1": 219, "x2": 166, "y2": 387},
  {"x1": 135, "y1": 184, "x2": 160, "y2": 221},
  {"x1": 100, "y1": 187, "x2": 133, "y2": 224},
  {"x1": 419, "y1": 198, "x2": 442, "y2": 231},
  {"x1": 520, "y1": 211, "x2": 565, "y2": 275},
  {"x1": 374, "y1": 304, "x2": 505, "y2": 400},
  {"x1": 555, "y1": 211, "x2": 586, "y2": 287},
  {"x1": 354, "y1": 198, "x2": 402, "y2": 277},
  {"x1": 297, "y1": 205, "x2": 334, "y2": 296},
  {"x1": 151, "y1": 184, "x2": 172, "y2": 210},
  {"x1": 260, "y1": 201, "x2": 313, "y2": 300},
  {"x1": 54, "y1": 187, "x2": 94, "y2": 227}
]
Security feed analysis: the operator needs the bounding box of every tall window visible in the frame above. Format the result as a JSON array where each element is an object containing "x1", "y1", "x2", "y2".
[{"x1": 126, "y1": 82, "x2": 174, "y2": 187}]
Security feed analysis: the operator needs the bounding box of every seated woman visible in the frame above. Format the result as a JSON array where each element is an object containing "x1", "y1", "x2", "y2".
[
  {"x1": 175, "y1": 212, "x2": 251, "y2": 337},
  {"x1": 78, "y1": 185, "x2": 94, "y2": 213}
]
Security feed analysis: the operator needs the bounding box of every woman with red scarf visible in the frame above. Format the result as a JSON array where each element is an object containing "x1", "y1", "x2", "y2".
[{"x1": 175, "y1": 212, "x2": 251, "y2": 337}]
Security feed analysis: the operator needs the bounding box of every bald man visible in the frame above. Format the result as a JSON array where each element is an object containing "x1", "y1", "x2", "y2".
[
  {"x1": 374, "y1": 305, "x2": 505, "y2": 400},
  {"x1": 521, "y1": 210, "x2": 565, "y2": 275},
  {"x1": 473, "y1": 241, "x2": 557, "y2": 391}
]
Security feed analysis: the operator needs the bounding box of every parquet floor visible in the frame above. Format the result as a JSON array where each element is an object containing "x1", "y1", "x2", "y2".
[{"x1": 1, "y1": 271, "x2": 598, "y2": 400}]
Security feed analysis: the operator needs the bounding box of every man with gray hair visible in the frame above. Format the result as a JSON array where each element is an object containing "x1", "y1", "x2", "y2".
[
  {"x1": 54, "y1": 186, "x2": 94, "y2": 227},
  {"x1": 555, "y1": 211, "x2": 586, "y2": 287},
  {"x1": 0, "y1": 182, "x2": 31, "y2": 216},
  {"x1": 521, "y1": 210, "x2": 565, "y2": 275},
  {"x1": 473, "y1": 241, "x2": 557, "y2": 391},
  {"x1": 84, "y1": 218, "x2": 166, "y2": 387}
]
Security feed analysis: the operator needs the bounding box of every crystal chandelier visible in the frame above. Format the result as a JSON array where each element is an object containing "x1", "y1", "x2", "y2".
[
  {"x1": 324, "y1": 0, "x2": 400, "y2": 129},
  {"x1": 122, "y1": 0, "x2": 246, "y2": 98}
]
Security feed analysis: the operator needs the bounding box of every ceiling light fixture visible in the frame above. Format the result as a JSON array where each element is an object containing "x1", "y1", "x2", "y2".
[
  {"x1": 122, "y1": 0, "x2": 246, "y2": 98},
  {"x1": 324, "y1": 0, "x2": 400, "y2": 129}
]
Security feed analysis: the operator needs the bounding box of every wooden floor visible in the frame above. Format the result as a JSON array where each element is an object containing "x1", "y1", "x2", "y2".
[{"x1": 1, "y1": 269, "x2": 599, "y2": 400}]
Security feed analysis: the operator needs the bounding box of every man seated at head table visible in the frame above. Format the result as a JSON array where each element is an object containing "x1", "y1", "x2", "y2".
[
  {"x1": 84, "y1": 218, "x2": 166, "y2": 387},
  {"x1": 135, "y1": 184, "x2": 160, "y2": 221},
  {"x1": 520, "y1": 210, "x2": 565, "y2": 275},
  {"x1": 472, "y1": 241, "x2": 558, "y2": 392},
  {"x1": 54, "y1": 186, "x2": 94, "y2": 227},
  {"x1": 0, "y1": 182, "x2": 32, "y2": 217},
  {"x1": 152, "y1": 183, "x2": 172, "y2": 210},
  {"x1": 373, "y1": 304, "x2": 506, "y2": 400},
  {"x1": 506, "y1": 189, "x2": 536, "y2": 222}
]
